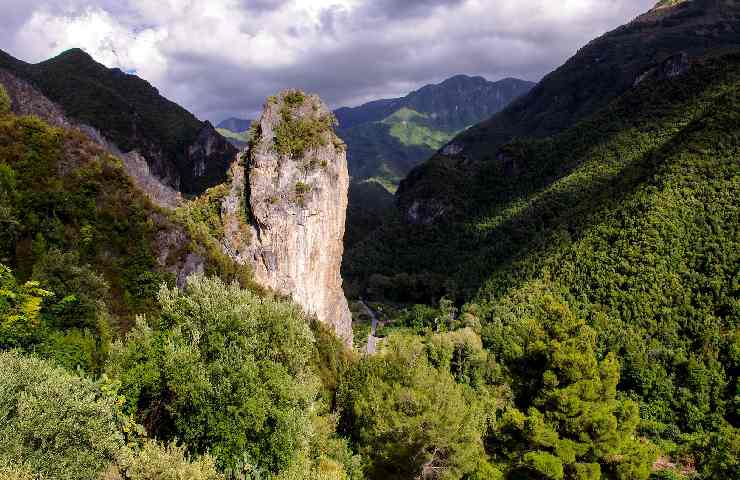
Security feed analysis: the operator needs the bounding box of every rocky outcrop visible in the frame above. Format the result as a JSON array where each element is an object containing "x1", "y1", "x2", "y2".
[
  {"x1": 0, "y1": 68, "x2": 70, "y2": 127},
  {"x1": 404, "y1": 198, "x2": 449, "y2": 226},
  {"x1": 634, "y1": 52, "x2": 691, "y2": 86},
  {"x1": 222, "y1": 91, "x2": 353, "y2": 344}
]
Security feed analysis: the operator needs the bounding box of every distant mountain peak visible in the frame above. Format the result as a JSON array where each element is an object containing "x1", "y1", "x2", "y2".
[
  {"x1": 51, "y1": 48, "x2": 94, "y2": 62},
  {"x1": 217, "y1": 117, "x2": 252, "y2": 133},
  {"x1": 334, "y1": 73, "x2": 535, "y2": 186}
]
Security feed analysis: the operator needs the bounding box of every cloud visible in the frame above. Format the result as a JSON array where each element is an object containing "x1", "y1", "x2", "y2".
[{"x1": 0, "y1": 0, "x2": 657, "y2": 122}]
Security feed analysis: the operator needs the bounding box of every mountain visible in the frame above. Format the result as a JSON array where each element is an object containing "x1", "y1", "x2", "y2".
[
  {"x1": 335, "y1": 75, "x2": 534, "y2": 188},
  {"x1": 216, "y1": 127, "x2": 252, "y2": 149},
  {"x1": 0, "y1": 78, "x2": 255, "y2": 351},
  {"x1": 397, "y1": 0, "x2": 740, "y2": 221},
  {"x1": 216, "y1": 117, "x2": 253, "y2": 148},
  {"x1": 0, "y1": 79, "x2": 364, "y2": 478},
  {"x1": 345, "y1": 2, "x2": 740, "y2": 475},
  {"x1": 0, "y1": 48, "x2": 236, "y2": 195},
  {"x1": 217, "y1": 117, "x2": 252, "y2": 132}
]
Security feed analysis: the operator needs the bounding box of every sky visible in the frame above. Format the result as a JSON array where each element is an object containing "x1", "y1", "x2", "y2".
[{"x1": 0, "y1": 0, "x2": 657, "y2": 123}]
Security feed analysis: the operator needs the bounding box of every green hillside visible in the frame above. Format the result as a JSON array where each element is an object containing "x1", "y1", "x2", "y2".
[
  {"x1": 337, "y1": 75, "x2": 534, "y2": 187},
  {"x1": 1, "y1": 1, "x2": 739, "y2": 479},
  {"x1": 0, "y1": 48, "x2": 236, "y2": 194},
  {"x1": 216, "y1": 127, "x2": 251, "y2": 148},
  {"x1": 345, "y1": 53, "x2": 740, "y2": 477},
  {"x1": 0, "y1": 100, "x2": 254, "y2": 373},
  {"x1": 398, "y1": 0, "x2": 740, "y2": 213},
  {"x1": 0, "y1": 87, "x2": 361, "y2": 479}
]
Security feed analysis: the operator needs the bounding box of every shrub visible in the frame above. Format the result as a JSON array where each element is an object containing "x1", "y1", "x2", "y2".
[
  {"x1": 112, "y1": 441, "x2": 223, "y2": 480},
  {"x1": 523, "y1": 451, "x2": 564, "y2": 480},
  {"x1": 108, "y1": 275, "x2": 319, "y2": 475},
  {"x1": 32, "y1": 249, "x2": 111, "y2": 331},
  {"x1": 0, "y1": 350, "x2": 124, "y2": 480},
  {"x1": 273, "y1": 92, "x2": 336, "y2": 159},
  {"x1": 0, "y1": 466, "x2": 36, "y2": 480},
  {"x1": 488, "y1": 289, "x2": 657, "y2": 479},
  {"x1": 284, "y1": 90, "x2": 306, "y2": 108},
  {"x1": 0, "y1": 264, "x2": 51, "y2": 349},
  {"x1": 0, "y1": 84, "x2": 10, "y2": 114}
]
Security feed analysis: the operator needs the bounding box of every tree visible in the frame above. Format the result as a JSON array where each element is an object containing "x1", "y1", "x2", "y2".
[
  {"x1": 111, "y1": 440, "x2": 223, "y2": 480},
  {"x1": 488, "y1": 291, "x2": 656, "y2": 479},
  {"x1": 108, "y1": 275, "x2": 358, "y2": 478},
  {"x1": 32, "y1": 249, "x2": 111, "y2": 331},
  {"x1": 0, "y1": 263, "x2": 51, "y2": 349},
  {"x1": 0, "y1": 350, "x2": 124, "y2": 480},
  {"x1": 339, "y1": 333, "x2": 487, "y2": 479}
]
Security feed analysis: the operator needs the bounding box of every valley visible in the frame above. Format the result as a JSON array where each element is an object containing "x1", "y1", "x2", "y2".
[{"x1": 0, "y1": 1, "x2": 738, "y2": 479}]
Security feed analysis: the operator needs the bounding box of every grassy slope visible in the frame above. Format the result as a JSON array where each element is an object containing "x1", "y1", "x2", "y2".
[
  {"x1": 338, "y1": 117, "x2": 442, "y2": 186},
  {"x1": 338, "y1": 77, "x2": 534, "y2": 188},
  {"x1": 382, "y1": 108, "x2": 453, "y2": 150},
  {"x1": 346, "y1": 55, "x2": 740, "y2": 436},
  {"x1": 216, "y1": 128, "x2": 250, "y2": 143}
]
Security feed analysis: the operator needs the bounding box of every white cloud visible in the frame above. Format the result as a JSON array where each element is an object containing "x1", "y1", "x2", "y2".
[
  {"x1": 13, "y1": 7, "x2": 169, "y2": 82},
  {"x1": 2, "y1": 0, "x2": 657, "y2": 121}
]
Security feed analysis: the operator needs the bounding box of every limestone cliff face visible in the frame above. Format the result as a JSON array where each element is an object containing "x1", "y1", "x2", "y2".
[{"x1": 222, "y1": 91, "x2": 352, "y2": 343}]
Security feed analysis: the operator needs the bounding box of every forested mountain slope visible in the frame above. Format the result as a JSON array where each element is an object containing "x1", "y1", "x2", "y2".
[
  {"x1": 0, "y1": 83, "x2": 362, "y2": 479},
  {"x1": 397, "y1": 0, "x2": 740, "y2": 221},
  {"x1": 336, "y1": 75, "x2": 534, "y2": 188},
  {"x1": 346, "y1": 50, "x2": 740, "y2": 476},
  {"x1": 0, "y1": 90, "x2": 254, "y2": 373},
  {"x1": 0, "y1": 48, "x2": 236, "y2": 194}
]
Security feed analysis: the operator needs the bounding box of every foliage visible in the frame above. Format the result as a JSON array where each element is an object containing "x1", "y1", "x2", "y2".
[
  {"x1": 338, "y1": 333, "x2": 488, "y2": 480},
  {"x1": 33, "y1": 248, "x2": 110, "y2": 326},
  {"x1": 273, "y1": 91, "x2": 336, "y2": 159},
  {"x1": 0, "y1": 84, "x2": 10, "y2": 115},
  {"x1": 0, "y1": 350, "x2": 124, "y2": 480},
  {"x1": 346, "y1": 56, "x2": 740, "y2": 470},
  {"x1": 486, "y1": 288, "x2": 656, "y2": 479},
  {"x1": 0, "y1": 105, "x2": 257, "y2": 372},
  {"x1": 0, "y1": 263, "x2": 51, "y2": 348},
  {"x1": 679, "y1": 423, "x2": 739, "y2": 479},
  {"x1": 177, "y1": 183, "x2": 230, "y2": 240},
  {"x1": 108, "y1": 275, "x2": 356, "y2": 478},
  {"x1": 112, "y1": 441, "x2": 224, "y2": 480},
  {"x1": 0, "y1": 113, "x2": 173, "y2": 318},
  {"x1": 0, "y1": 48, "x2": 234, "y2": 194},
  {"x1": 0, "y1": 466, "x2": 36, "y2": 480}
]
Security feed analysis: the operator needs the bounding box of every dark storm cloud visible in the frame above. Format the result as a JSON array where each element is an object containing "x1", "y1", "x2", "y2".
[
  {"x1": 359, "y1": 0, "x2": 467, "y2": 19},
  {"x1": 1, "y1": 0, "x2": 658, "y2": 122}
]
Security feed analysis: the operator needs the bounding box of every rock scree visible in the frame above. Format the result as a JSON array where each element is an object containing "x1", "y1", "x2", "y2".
[{"x1": 223, "y1": 90, "x2": 353, "y2": 344}]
